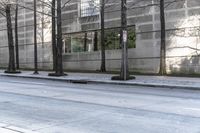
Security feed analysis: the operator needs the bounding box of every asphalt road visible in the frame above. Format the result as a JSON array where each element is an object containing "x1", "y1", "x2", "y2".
[{"x1": 0, "y1": 76, "x2": 200, "y2": 133}]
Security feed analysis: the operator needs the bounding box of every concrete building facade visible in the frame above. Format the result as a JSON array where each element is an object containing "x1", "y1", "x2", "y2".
[{"x1": 0, "y1": 0, "x2": 200, "y2": 74}]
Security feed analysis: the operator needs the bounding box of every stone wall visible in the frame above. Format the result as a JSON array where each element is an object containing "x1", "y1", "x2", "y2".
[
  {"x1": 0, "y1": 0, "x2": 52, "y2": 70},
  {"x1": 0, "y1": 0, "x2": 200, "y2": 74},
  {"x1": 61, "y1": 0, "x2": 160, "y2": 73}
]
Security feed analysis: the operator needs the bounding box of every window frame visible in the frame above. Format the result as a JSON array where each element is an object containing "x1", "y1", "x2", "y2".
[
  {"x1": 80, "y1": 0, "x2": 100, "y2": 17},
  {"x1": 63, "y1": 25, "x2": 136, "y2": 54}
]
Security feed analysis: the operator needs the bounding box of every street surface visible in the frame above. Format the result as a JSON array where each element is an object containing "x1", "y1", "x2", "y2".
[{"x1": 0, "y1": 76, "x2": 200, "y2": 133}]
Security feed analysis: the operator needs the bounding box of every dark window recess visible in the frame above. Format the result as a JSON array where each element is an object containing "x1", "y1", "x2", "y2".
[
  {"x1": 104, "y1": 26, "x2": 136, "y2": 50},
  {"x1": 63, "y1": 26, "x2": 136, "y2": 53}
]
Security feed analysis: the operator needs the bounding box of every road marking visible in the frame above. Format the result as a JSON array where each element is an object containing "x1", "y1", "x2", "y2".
[
  {"x1": 13, "y1": 81, "x2": 46, "y2": 85},
  {"x1": 0, "y1": 128, "x2": 21, "y2": 133},
  {"x1": 0, "y1": 80, "x2": 46, "y2": 86},
  {"x1": 5, "y1": 126, "x2": 39, "y2": 133},
  {"x1": 185, "y1": 107, "x2": 200, "y2": 111}
]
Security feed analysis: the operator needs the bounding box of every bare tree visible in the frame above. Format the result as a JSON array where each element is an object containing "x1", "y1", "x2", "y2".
[
  {"x1": 100, "y1": 0, "x2": 106, "y2": 72},
  {"x1": 56, "y1": 0, "x2": 64, "y2": 75},
  {"x1": 126, "y1": 0, "x2": 178, "y2": 75},
  {"x1": 112, "y1": 0, "x2": 135, "y2": 80},
  {"x1": 33, "y1": 0, "x2": 39, "y2": 74},
  {"x1": 158, "y1": 0, "x2": 180, "y2": 75},
  {"x1": 159, "y1": 0, "x2": 166, "y2": 75},
  {"x1": 15, "y1": 0, "x2": 19, "y2": 69},
  {"x1": 51, "y1": 0, "x2": 57, "y2": 71},
  {"x1": 0, "y1": 0, "x2": 20, "y2": 73},
  {"x1": 49, "y1": 0, "x2": 67, "y2": 76}
]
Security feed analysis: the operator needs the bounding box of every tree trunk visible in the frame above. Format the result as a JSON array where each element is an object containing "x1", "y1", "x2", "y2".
[
  {"x1": 56, "y1": 0, "x2": 64, "y2": 75},
  {"x1": 94, "y1": 31, "x2": 98, "y2": 51},
  {"x1": 33, "y1": 0, "x2": 38, "y2": 74},
  {"x1": 120, "y1": 0, "x2": 129, "y2": 80},
  {"x1": 52, "y1": 0, "x2": 57, "y2": 71},
  {"x1": 6, "y1": 5, "x2": 16, "y2": 72},
  {"x1": 100, "y1": 0, "x2": 106, "y2": 72},
  {"x1": 159, "y1": 0, "x2": 166, "y2": 75},
  {"x1": 84, "y1": 33, "x2": 87, "y2": 52},
  {"x1": 111, "y1": 0, "x2": 135, "y2": 80},
  {"x1": 15, "y1": 1, "x2": 19, "y2": 69}
]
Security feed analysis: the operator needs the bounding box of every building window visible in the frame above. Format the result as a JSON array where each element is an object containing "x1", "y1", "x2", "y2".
[
  {"x1": 104, "y1": 26, "x2": 136, "y2": 50},
  {"x1": 80, "y1": 0, "x2": 100, "y2": 17},
  {"x1": 127, "y1": 26, "x2": 136, "y2": 48},
  {"x1": 64, "y1": 31, "x2": 100, "y2": 53},
  {"x1": 63, "y1": 26, "x2": 136, "y2": 53},
  {"x1": 105, "y1": 28, "x2": 120, "y2": 50}
]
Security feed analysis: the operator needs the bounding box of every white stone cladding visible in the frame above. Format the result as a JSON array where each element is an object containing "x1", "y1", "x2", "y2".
[{"x1": 0, "y1": 0, "x2": 199, "y2": 74}]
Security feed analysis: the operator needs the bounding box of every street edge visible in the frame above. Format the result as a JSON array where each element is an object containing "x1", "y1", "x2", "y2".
[{"x1": 1, "y1": 74, "x2": 200, "y2": 91}]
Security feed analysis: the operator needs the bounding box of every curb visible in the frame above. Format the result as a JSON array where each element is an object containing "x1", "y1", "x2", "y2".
[{"x1": 1, "y1": 74, "x2": 200, "y2": 91}]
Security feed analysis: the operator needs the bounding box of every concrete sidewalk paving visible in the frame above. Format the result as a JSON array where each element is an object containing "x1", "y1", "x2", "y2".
[{"x1": 1, "y1": 70, "x2": 200, "y2": 90}]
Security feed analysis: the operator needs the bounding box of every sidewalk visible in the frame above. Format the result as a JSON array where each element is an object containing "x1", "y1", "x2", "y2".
[{"x1": 1, "y1": 70, "x2": 200, "y2": 90}]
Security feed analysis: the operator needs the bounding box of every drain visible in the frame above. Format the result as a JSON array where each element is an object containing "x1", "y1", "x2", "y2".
[{"x1": 71, "y1": 80, "x2": 88, "y2": 84}]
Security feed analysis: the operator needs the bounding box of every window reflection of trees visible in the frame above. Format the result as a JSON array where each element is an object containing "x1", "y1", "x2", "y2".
[{"x1": 64, "y1": 26, "x2": 136, "y2": 53}]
